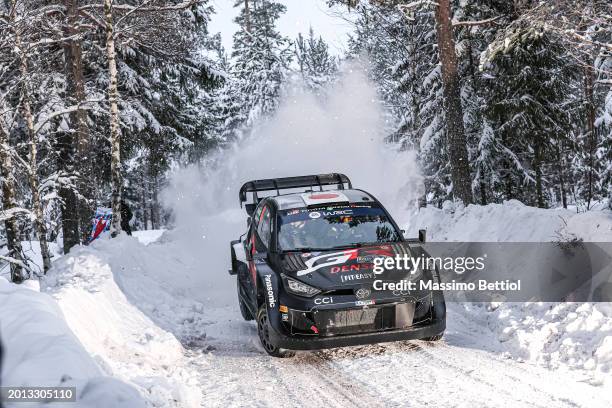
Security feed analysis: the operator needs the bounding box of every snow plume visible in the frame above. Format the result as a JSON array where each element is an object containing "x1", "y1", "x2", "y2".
[{"x1": 161, "y1": 63, "x2": 423, "y2": 306}]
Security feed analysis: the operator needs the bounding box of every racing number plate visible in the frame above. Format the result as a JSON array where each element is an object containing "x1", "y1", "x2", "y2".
[{"x1": 334, "y1": 308, "x2": 379, "y2": 327}]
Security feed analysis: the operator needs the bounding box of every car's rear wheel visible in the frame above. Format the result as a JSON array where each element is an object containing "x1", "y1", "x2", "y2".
[
  {"x1": 236, "y1": 265, "x2": 253, "y2": 321},
  {"x1": 257, "y1": 305, "x2": 295, "y2": 358}
]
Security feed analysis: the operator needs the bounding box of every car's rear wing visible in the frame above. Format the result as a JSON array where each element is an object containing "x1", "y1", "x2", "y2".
[{"x1": 239, "y1": 173, "x2": 352, "y2": 209}]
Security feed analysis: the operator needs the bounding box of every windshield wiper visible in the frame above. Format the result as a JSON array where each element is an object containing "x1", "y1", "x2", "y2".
[
  {"x1": 285, "y1": 247, "x2": 330, "y2": 253},
  {"x1": 285, "y1": 242, "x2": 378, "y2": 253},
  {"x1": 326, "y1": 243, "x2": 367, "y2": 250}
]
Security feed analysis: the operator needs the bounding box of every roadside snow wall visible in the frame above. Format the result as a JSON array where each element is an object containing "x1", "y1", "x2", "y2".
[
  {"x1": 0, "y1": 277, "x2": 145, "y2": 408},
  {"x1": 40, "y1": 235, "x2": 205, "y2": 408},
  {"x1": 405, "y1": 200, "x2": 612, "y2": 385}
]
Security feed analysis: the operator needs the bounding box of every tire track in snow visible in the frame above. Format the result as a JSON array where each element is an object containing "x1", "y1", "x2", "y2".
[
  {"x1": 153, "y1": 303, "x2": 612, "y2": 408},
  {"x1": 279, "y1": 351, "x2": 387, "y2": 408}
]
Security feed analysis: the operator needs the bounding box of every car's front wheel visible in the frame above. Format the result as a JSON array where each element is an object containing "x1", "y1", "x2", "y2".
[
  {"x1": 257, "y1": 305, "x2": 295, "y2": 358},
  {"x1": 422, "y1": 333, "x2": 444, "y2": 341}
]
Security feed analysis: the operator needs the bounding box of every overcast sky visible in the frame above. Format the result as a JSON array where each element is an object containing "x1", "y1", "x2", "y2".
[{"x1": 208, "y1": 0, "x2": 353, "y2": 55}]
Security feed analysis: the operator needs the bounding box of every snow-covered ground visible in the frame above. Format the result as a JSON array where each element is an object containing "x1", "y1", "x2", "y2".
[{"x1": 0, "y1": 276, "x2": 145, "y2": 408}]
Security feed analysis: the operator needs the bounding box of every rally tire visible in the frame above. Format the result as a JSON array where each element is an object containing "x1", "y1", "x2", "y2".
[
  {"x1": 238, "y1": 287, "x2": 254, "y2": 321},
  {"x1": 236, "y1": 264, "x2": 254, "y2": 321},
  {"x1": 422, "y1": 333, "x2": 444, "y2": 342},
  {"x1": 257, "y1": 305, "x2": 295, "y2": 358}
]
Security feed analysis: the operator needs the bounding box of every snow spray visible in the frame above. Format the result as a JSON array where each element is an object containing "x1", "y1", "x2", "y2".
[{"x1": 161, "y1": 62, "x2": 423, "y2": 306}]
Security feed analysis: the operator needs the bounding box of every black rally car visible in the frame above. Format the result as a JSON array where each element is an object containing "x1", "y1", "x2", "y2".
[{"x1": 229, "y1": 173, "x2": 445, "y2": 357}]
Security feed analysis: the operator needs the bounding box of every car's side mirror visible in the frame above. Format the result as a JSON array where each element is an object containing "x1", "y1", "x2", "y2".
[
  {"x1": 244, "y1": 239, "x2": 253, "y2": 260},
  {"x1": 419, "y1": 229, "x2": 426, "y2": 243}
]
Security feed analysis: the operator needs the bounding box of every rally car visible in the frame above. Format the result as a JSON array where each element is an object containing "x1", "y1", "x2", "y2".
[{"x1": 229, "y1": 173, "x2": 445, "y2": 357}]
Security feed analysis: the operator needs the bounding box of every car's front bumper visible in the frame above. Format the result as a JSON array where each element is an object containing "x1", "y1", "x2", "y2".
[
  {"x1": 267, "y1": 294, "x2": 446, "y2": 351},
  {"x1": 269, "y1": 316, "x2": 446, "y2": 350}
]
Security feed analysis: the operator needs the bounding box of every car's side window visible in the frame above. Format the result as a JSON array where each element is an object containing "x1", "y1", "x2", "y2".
[
  {"x1": 253, "y1": 204, "x2": 264, "y2": 228},
  {"x1": 257, "y1": 205, "x2": 272, "y2": 248}
]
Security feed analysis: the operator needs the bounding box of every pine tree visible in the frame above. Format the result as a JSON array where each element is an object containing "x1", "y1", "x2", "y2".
[
  {"x1": 481, "y1": 23, "x2": 576, "y2": 208},
  {"x1": 295, "y1": 27, "x2": 338, "y2": 95},
  {"x1": 231, "y1": 0, "x2": 292, "y2": 127}
]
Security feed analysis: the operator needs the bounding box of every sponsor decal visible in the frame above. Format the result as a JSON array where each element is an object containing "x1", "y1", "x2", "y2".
[
  {"x1": 297, "y1": 249, "x2": 358, "y2": 276},
  {"x1": 307, "y1": 209, "x2": 353, "y2": 218},
  {"x1": 309, "y1": 193, "x2": 339, "y2": 200},
  {"x1": 281, "y1": 313, "x2": 289, "y2": 322},
  {"x1": 330, "y1": 263, "x2": 373, "y2": 274},
  {"x1": 320, "y1": 209, "x2": 353, "y2": 217},
  {"x1": 314, "y1": 296, "x2": 334, "y2": 305},
  {"x1": 355, "y1": 288, "x2": 371, "y2": 300},
  {"x1": 340, "y1": 273, "x2": 374, "y2": 283},
  {"x1": 357, "y1": 255, "x2": 375, "y2": 263},
  {"x1": 355, "y1": 299, "x2": 375, "y2": 306},
  {"x1": 264, "y1": 274, "x2": 275, "y2": 308}
]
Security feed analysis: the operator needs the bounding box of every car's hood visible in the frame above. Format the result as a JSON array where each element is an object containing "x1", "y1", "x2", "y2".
[{"x1": 280, "y1": 243, "x2": 414, "y2": 289}]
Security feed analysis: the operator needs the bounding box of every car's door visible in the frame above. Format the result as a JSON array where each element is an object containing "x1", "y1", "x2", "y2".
[{"x1": 245, "y1": 200, "x2": 272, "y2": 304}]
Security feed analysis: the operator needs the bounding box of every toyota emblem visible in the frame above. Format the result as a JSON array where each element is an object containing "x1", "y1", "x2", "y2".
[{"x1": 355, "y1": 288, "x2": 371, "y2": 300}]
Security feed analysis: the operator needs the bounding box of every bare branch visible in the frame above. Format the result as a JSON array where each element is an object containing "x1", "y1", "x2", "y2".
[
  {"x1": 453, "y1": 15, "x2": 502, "y2": 27},
  {"x1": 80, "y1": 0, "x2": 200, "y2": 14}
]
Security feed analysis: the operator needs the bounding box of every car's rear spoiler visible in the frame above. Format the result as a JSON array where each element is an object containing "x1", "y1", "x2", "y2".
[{"x1": 239, "y1": 173, "x2": 352, "y2": 208}]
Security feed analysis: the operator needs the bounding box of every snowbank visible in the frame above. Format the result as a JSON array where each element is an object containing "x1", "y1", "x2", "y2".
[
  {"x1": 405, "y1": 200, "x2": 612, "y2": 385},
  {"x1": 0, "y1": 277, "x2": 145, "y2": 408},
  {"x1": 487, "y1": 302, "x2": 612, "y2": 384},
  {"x1": 41, "y1": 234, "x2": 206, "y2": 407},
  {"x1": 405, "y1": 199, "x2": 612, "y2": 242}
]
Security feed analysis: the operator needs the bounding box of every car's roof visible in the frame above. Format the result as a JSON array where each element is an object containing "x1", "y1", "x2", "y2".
[{"x1": 269, "y1": 189, "x2": 377, "y2": 210}]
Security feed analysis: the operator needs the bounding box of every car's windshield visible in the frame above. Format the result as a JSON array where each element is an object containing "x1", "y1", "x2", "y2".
[{"x1": 277, "y1": 204, "x2": 401, "y2": 251}]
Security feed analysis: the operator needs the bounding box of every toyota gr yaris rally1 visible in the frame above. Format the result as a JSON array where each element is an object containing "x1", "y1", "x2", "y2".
[{"x1": 229, "y1": 173, "x2": 445, "y2": 357}]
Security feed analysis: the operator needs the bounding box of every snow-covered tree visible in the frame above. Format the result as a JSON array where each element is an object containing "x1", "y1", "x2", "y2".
[
  {"x1": 295, "y1": 27, "x2": 338, "y2": 95},
  {"x1": 231, "y1": 0, "x2": 292, "y2": 127},
  {"x1": 481, "y1": 23, "x2": 577, "y2": 208}
]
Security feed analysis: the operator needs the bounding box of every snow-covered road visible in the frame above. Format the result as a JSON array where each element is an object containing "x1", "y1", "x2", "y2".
[{"x1": 187, "y1": 305, "x2": 609, "y2": 408}]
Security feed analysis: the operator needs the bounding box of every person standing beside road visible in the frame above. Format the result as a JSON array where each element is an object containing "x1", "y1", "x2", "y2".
[{"x1": 120, "y1": 200, "x2": 133, "y2": 236}]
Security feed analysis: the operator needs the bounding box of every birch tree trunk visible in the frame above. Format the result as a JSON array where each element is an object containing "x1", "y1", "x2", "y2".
[
  {"x1": 13, "y1": 2, "x2": 52, "y2": 272},
  {"x1": 0, "y1": 109, "x2": 25, "y2": 283},
  {"x1": 584, "y1": 62, "x2": 596, "y2": 210},
  {"x1": 104, "y1": 0, "x2": 123, "y2": 236},
  {"x1": 434, "y1": 0, "x2": 473, "y2": 205},
  {"x1": 534, "y1": 142, "x2": 545, "y2": 208}
]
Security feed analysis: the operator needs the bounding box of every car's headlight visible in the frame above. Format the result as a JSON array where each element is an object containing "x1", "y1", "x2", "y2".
[{"x1": 282, "y1": 274, "x2": 321, "y2": 297}]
